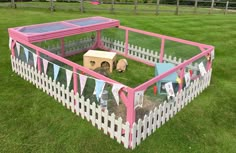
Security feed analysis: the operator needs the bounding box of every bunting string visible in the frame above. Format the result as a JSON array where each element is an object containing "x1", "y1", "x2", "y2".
[{"x1": 15, "y1": 42, "x2": 127, "y2": 98}]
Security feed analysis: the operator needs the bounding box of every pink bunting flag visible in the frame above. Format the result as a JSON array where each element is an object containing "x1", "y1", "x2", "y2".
[
  {"x1": 79, "y1": 74, "x2": 88, "y2": 95},
  {"x1": 42, "y1": 58, "x2": 49, "y2": 74},
  {"x1": 112, "y1": 84, "x2": 124, "y2": 105}
]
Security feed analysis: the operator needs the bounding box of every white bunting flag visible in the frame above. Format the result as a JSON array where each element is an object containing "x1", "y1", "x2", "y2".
[
  {"x1": 42, "y1": 58, "x2": 49, "y2": 74},
  {"x1": 53, "y1": 64, "x2": 60, "y2": 81},
  {"x1": 165, "y1": 82, "x2": 175, "y2": 98},
  {"x1": 211, "y1": 50, "x2": 215, "y2": 61},
  {"x1": 9, "y1": 37, "x2": 12, "y2": 49},
  {"x1": 79, "y1": 74, "x2": 88, "y2": 95},
  {"x1": 198, "y1": 62, "x2": 207, "y2": 77},
  {"x1": 134, "y1": 90, "x2": 144, "y2": 109},
  {"x1": 94, "y1": 79, "x2": 106, "y2": 101},
  {"x1": 65, "y1": 69, "x2": 73, "y2": 88},
  {"x1": 184, "y1": 72, "x2": 191, "y2": 88},
  {"x1": 112, "y1": 84, "x2": 124, "y2": 105},
  {"x1": 16, "y1": 42, "x2": 21, "y2": 55},
  {"x1": 32, "y1": 53, "x2": 38, "y2": 69},
  {"x1": 23, "y1": 47, "x2": 29, "y2": 62}
]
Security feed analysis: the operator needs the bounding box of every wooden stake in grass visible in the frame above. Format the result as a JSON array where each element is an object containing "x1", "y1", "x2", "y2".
[
  {"x1": 80, "y1": 0, "x2": 84, "y2": 13},
  {"x1": 11, "y1": 0, "x2": 16, "y2": 9},
  {"x1": 194, "y1": 0, "x2": 198, "y2": 14},
  {"x1": 209, "y1": 0, "x2": 215, "y2": 14},
  {"x1": 156, "y1": 0, "x2": 160, "y2": 15},
  {"x1": 50, "y1": 0, "x2": 55, "y2": 13},
  {"x1": 224, "y1": 1, "x2": 229, "y2": 15},
  {"x1": 111, "y1": 0, "x2": 115, "y2": 14},
  {"x1": 134, "y1": 0, "x2": 137, "y2": 15},
  {"x1": 176, "y1": 0, "x2": 180, "y2": 15}
]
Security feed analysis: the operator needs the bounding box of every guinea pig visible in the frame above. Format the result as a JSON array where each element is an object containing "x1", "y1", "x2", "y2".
[{"x1": 116, "y1": 59, "x2": 128, "y2": 72}]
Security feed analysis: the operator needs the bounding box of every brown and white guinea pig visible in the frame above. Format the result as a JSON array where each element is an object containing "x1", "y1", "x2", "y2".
[{"x1": 116, "y1": 59, "x2": 128, "y2": 72}]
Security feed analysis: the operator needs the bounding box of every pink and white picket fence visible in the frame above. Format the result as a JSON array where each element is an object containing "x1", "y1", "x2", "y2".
[
  {"x1": 42, "y1": 36, "x2": 200, "y2": 73},
  {"x1": 130, "y1": 68, "x2": 212, "y2": 149},
  {"x1": 11, "y1": 55, "x2": 212, "y2": 149}
]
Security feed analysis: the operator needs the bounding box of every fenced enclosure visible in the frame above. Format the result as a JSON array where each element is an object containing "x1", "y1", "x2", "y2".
[
  {"x1": 10, "y1": 55, "x2": 212, "y2": 149},
  {"x1": 1, "y1": 0, "x2": 236, "y2": 15},
  {"x1": 8, "y1": 16, "x2": 214, "y2": 149}
]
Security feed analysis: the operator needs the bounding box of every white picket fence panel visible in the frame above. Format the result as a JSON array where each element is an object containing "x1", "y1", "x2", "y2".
[
  {"x1": 10, "y1": 55, "x2": 130, "y2": 149},
  {"x1": 11, "y1": 52, "x2": 212, "y2": 149},
  {"x1": 130, "y1": 69, "x2": 212, "y2": 149},
  {"x1": 41, "y1": 36, "x2": 199, "y2": 75},
  {"x1": 102, "y1": 37, "x2": 199, "y2": 74},
  {"x1": 41, "y1": 37, "x2": 95, "y2": 56}
]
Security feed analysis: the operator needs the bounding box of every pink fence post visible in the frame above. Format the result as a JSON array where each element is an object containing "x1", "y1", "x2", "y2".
[
  {"x1": 126, "y1": 88, "x2": 136, "y2": 147},
  {"x1": 125, "y1": 29, "x2": 129, "y2": 56},
  {"x1": 125, "y1": 88, "x2": 136, "y2": 145},
  {"x1": 96, "y1": 30, "x2": 101, "y2": 48},
  {"x1": 159, "y1": 38, "x2": 165, "y2": 63},
  {"x1": 36, "y1": 50, "x2": 42, "y2": 72},
  {"x1": 60, "y1": 38, "x2": 65, "y2": 57},
  {"x1": 73, "y1": 67, "x2": 78, "y2": 94},
  {"x1": 11, "y1": 40, "x2": 15, "y2": 57},
  {"x1": 126, "y1": 89, "x2": 136, "y2": 126}
]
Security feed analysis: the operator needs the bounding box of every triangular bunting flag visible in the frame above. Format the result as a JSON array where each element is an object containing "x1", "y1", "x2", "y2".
[
  {"x1": 32, "y1": 53, "x2": 38, "y2": 69},
  {"x1": 176, "y1": 77, "x2": 181, "y2": 84},
  {"x1": 94, "y1": 79, "x2": 106, "y2": 101},
  {"x1": 42, "y1": 58, "x2": 49, "y2": 74},
  {"x1": 65, "y1": 69, "x2": 73, "y2": 88},
  {"x1": 9, "y1": 37, "x2": 12, "y2": 49},
  {"x1": 198, "y1": 62, "x2": 207, "y2": 77},
  {"x1": 23, "y1": 47, "x2": 29, "y2": 62},
  {"x1": 53, "y1": 64, "x2": 60, "y2": 81},
  {"x1": 211, "y1": 49, "x2": 215, "y2": 61},
  {"x1": 79, "y1": 74, "x2": 88, "y2": 95},
  {"x1": 112, "y1": 84, "x2": 124, "y2": 105},
  {"x1": 164, "y1": 82, "x2": 175, "y2": 99},
  {"x1": 184, "y1": 72, "x2": 191, "y2": 88},
  {"x1": 16, "y1": 42, "x2": 21, "y2": 56},
  {"x1": 134, "y1": 90, "x2": 144, "y2": 109}
]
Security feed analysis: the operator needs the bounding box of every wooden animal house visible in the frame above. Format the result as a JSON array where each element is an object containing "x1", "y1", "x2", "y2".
[{"x1": 83, "y1": 50, "x2": 117, "y2": 73}]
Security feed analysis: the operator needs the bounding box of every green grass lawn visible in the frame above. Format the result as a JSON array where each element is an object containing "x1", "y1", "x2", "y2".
[{"x1": 0, "y1": 8, "x2": 236, "y2": 153}]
